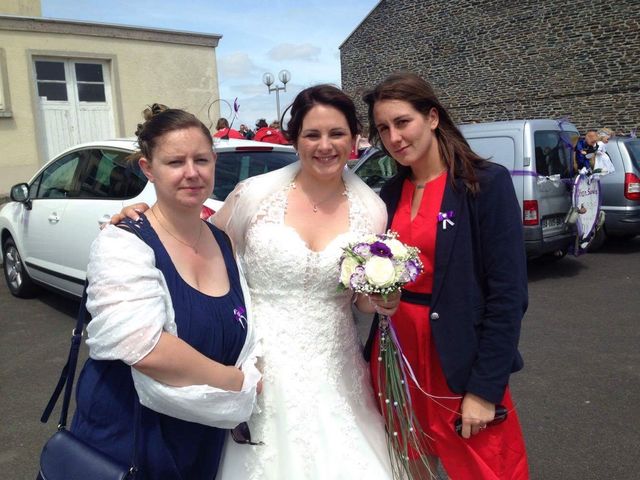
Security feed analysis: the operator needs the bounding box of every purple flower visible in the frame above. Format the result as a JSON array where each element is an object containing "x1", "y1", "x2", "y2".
[
  {"x1": 350, "y1": 265, "x2": 366, "y2": 289},
  {"x1": 405, "y1": 260, "x2": 420, "y2": 282},
  {"x1": 353, "y1": 243, "x2": 371, "y2": 257},
  {"x1": 370, "y1": 241, "x2": 393, "y2": 258}
]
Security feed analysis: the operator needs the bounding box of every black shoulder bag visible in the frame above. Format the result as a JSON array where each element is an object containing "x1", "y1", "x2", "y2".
[{"x1": 37, "y1": 285, "x2": 140, "y2": 480}]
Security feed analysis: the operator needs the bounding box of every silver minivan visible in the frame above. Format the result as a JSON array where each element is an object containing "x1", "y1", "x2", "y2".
[
  {"x1": 589, "y1": 136, "x2": 640, "y2": 249},
  {"x1": 459, "y1": 120, "x2": 579, "y2": 258},
  {"x1": 353, "y1": 119, "x2": 579, "y2": 259}
]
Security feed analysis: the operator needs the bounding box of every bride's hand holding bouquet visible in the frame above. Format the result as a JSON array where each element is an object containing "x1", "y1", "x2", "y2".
[{"x1": 338, "y1": 231, "x2": 435, "y2": 479}]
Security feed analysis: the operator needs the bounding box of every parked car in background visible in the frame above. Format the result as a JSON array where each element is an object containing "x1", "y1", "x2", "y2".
[
  {"x1": 589, "y1": 135, "x2": 640, "y2": 250},
  {"x1": 1, "y1": 138, "x2": 297, "y2": 299},
  {"x1": 350, "y1": 147, "x2": 397, "y2": 192},
  {"x1": 352, "y1": 120, "x2": 580, "y2": 259}
]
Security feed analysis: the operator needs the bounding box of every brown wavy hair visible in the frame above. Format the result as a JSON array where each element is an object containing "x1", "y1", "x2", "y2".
[
  {"x1": 129, "y1": 103, "x2": 212, "y2": 164},
  {"x1": 363, "y1": 72, "x2": 486, "y2": 193}
]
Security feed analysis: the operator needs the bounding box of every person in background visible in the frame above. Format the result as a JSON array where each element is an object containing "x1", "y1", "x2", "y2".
[
  {"x1": 358, "y1": 128, "x2": 372, "y2": 156},
  {"x1": 71, "y1": 104, "x2": 261, "y2": 479},
  {"x1": 594, "y1": 127, "x2": 615, "y2": 175},
  {"x1": 574, "y1": 130, "x2": 598, "y2": 171},
  {"x1": 254, "y1": 118, "x2": 288, "y2": 144},
  {"x1": 239, "y1": 124, "x2": 255, "y2": 140},
  {"x1": 214, "y1": 117, "x2": 244, "y2": 139},
  {"x1": 363, "y1": 71, "x2": 529, "y2": 479}
]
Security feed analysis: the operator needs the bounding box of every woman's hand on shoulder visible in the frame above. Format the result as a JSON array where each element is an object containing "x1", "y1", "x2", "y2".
[
  {"x1": 459, "y1": 392, "x2": 496, "y2": 439},
  {"x1": 103, "y1": 202, "x2": 150, "y2": 229}
]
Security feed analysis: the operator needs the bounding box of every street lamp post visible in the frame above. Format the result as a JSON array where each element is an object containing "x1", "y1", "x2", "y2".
[{"x1": 262, "y1": 70, "x2": 291, "y2": 122}]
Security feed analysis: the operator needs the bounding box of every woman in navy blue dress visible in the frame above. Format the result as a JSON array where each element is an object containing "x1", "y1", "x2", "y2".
[{"x1": 70, "y1": 105, "x2": 261, "y2": 479}]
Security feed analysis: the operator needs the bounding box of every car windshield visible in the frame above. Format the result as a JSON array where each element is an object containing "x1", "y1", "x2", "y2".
[
  {"x1": 622, "y1": 139, "x2": 640, "y2": 171},
  {"x1": 213, "y1": 150, "x2": 297, "y2": 201},
  {"x1": 352, "y1": 149, "x2": 397, "y2": 192}
]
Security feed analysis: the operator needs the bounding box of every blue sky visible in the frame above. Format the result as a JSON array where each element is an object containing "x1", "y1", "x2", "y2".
[{"x1": 42, "y1": 0, "x2": 380, "y2": 129}]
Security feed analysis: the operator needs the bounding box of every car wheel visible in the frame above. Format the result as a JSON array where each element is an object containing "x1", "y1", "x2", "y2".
[
  {"x1": 2, "y1": 237, "x2": 39, "y2": 298},
  {"x1": 546, "y1": 247, "x2": 568, "y2": 260},
  {"x1": 587, "y1": 226, "x2": 607, "y2": 252}
]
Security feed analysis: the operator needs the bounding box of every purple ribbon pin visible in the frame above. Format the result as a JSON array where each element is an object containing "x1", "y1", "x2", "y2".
[
  {"x1": 438, "y1": 211, "x2": 455, "y2": 230},
  {"x1": 233, "y1": 306, "x2": 247, "y2": 329}
]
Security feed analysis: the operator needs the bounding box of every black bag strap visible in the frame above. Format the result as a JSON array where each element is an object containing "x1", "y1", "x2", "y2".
[
  {"x1": 40, "y1": 284, "x2": 89, "y2": 427},
  {"x1": 40, "y1": 222, "x2": 148, "y2": 473}
]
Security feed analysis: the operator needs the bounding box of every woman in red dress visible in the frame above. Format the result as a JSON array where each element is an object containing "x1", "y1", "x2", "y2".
[{"x1": 363, "y1": 72, "x2": 530, "y2": 479}]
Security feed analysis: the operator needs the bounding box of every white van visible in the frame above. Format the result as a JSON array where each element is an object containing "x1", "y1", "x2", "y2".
[{"x1": 352, "y1": 119, "x2": 579, "y2": 259}]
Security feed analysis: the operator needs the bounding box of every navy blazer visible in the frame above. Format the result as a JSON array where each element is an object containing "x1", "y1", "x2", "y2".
[{"x1": 364, "y1": 162, "x2": 527, "y2": 404}]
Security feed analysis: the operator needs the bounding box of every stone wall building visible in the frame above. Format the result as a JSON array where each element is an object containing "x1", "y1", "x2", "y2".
[{"x1": 340, "y1": 0, "x2": 639, "y2": 134}]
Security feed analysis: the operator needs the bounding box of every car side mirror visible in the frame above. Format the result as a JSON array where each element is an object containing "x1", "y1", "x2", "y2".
[{"x1": 10, "y1": 183, "x2": 32, "y2": 210}]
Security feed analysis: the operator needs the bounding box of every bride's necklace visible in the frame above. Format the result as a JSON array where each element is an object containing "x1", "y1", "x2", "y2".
[
  {"x1": 150, "y1": 205, "x2": 203, "y2": 253},
  {"x1": 291, "y1": 181, "x2": 346, "y2": 213}
]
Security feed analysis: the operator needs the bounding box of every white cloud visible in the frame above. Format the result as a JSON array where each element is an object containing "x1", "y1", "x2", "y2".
[
  {"x1": 218, "y1": 52, "x2": 259, "y2": 79},
  {"x1": 268, "y1": 43, "x2": 322, "y2": 62}
]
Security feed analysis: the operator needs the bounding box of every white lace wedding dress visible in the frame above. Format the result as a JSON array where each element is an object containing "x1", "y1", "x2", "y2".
[{"x1": 217, "y1": 183, "x2": 392, "y2": 479}]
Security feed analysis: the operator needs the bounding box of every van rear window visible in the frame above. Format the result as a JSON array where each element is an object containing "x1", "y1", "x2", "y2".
[
  {"x1": 623, "y1": 139, "x2": 640, "y2": 171},
  {"x1": 534, "y1": 130, "x2": 576, "y2": 179}
]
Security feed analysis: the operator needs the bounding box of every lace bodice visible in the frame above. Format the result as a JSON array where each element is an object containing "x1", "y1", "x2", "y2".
[{"x1": 243, "y1": 184, "x2": 373, "y2": 354}]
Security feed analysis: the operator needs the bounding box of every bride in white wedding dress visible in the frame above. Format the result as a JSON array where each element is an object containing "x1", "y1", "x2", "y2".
[{"x1": 214, "y1": 85, "x2": 398, "y2": 479}]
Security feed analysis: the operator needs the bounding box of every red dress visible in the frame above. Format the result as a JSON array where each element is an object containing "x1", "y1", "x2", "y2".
[{"x1": 370, "y1": 174, "x2": 529, "y2": 480}]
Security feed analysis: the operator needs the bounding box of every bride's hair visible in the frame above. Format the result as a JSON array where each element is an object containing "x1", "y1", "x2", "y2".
[{"x1": 283, "y1": 84, "x2": 361, "y2": 145}]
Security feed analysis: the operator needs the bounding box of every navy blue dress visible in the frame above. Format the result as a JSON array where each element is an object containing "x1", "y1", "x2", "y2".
[{"x1": 71, "y1": 216, "x2": 247, "y2": 479}]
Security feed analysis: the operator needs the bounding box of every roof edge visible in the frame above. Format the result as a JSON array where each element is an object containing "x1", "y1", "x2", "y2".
[
  {"x1": 0, "y1": 14, "x2": 221, "y2": 47},
  {"x1": 339, "y1": 0, "x2": 384, "y2": 49}
]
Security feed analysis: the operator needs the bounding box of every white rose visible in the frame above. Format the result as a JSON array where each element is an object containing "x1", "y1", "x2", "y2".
[
  {"x1": 364, "y1": 234, "x2": 378, "y2": 244},
  {"x1": 364, "y1": 256, "x2": 396, "y2": 288},
  {"x1": 340, "y1": 256, "x2": 360, "y2": 287},
  {"x1": 386, "y1": 239, "x2": 409, "y2": 260}
]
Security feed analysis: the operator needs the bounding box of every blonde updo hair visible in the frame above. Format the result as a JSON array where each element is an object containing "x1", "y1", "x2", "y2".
[
  {"x1": 597, "y1": 127, "x2": 613, "y2": 141},
  {"x1": 129, "y1": 103, "x2": 212, "y2": 163}
]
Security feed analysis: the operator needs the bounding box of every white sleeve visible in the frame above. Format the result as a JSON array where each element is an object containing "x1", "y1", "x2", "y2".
[
  {"x1": 85, "y1": 225, "x2": 260, "y2": 427},
  {"x1": 131, "y1": 343, "x2": 261, "y2": 429},
  {"x1": 212, "y1": 180, "x2": 251, "y2": 245},
  {"x1": 85, "y1": 225, "x2": 176, "y2": 365}
]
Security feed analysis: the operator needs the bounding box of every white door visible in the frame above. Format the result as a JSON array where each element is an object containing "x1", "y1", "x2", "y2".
[
  {"x1": 34, "y1": 59, "x2": 115, "y2": 160},
  {"x1": 21, "y1": 150, "x2": 79, "y2": 289}
]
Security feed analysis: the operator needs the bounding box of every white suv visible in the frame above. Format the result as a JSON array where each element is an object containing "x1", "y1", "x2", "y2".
[{"x1": 1, "y1": 138, "x2": 296, "y2": 298}]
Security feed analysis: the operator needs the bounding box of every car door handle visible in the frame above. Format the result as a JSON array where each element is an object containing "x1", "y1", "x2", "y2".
[
  {"x1": 98, "y1": 214, "x2": 112, "y2": 229},
  {"x1": 48, "y1": 213, "x2": 60, "y2": 224}
]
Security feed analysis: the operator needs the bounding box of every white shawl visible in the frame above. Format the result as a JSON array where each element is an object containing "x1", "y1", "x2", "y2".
[{"x1": 85, "y1": 225, "x2": 261, "y2": 429}]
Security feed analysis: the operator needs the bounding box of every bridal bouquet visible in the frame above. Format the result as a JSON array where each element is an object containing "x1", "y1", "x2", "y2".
[
  {"x1": 337, "y1": 230, "x2": 423, "y2": 298},
  {"x1": 338, "y1": 232, "x2": 436, "y2": 479}
]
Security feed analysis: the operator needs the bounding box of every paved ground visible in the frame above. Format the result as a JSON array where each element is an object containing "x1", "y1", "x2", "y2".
[{"x1": 1, "y1": 236, "x2": 639, "y2": 479}]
